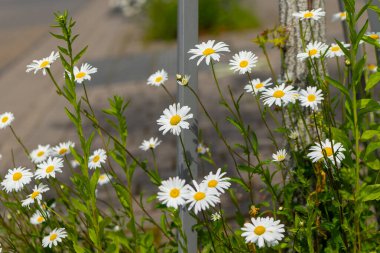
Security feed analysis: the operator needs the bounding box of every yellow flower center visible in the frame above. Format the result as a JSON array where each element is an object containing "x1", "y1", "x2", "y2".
[
  {"x1": 369, "y1": 34, "x2": 379, "y2": 40},
  {"x1": 254, "y1": 225, "x2": 266, "y2": 235},
  {"x1": 331, "y1": 46, "x2": 340, "y2": 52},
  {"x1": 12, "y1": 172, "x2": 22, "y2": 181},
  {"x1": 99, "y1": 175, "x2": 106, "y2": 181},
  {"x1": 307, "y1": 94, "x2": 316, "y2": 102},
  {"x1": 340, "y1": 12, "x2": 346, "y2": 18},
  {"x1": 37, "y1": 216, "x2": 45, "y2": 223},
  {"x1": 58, "y1": 148, "x2": 68, "y2": 155},
  {"x1": 93, "y1": 155, "x2": 100, "y2": 163},
  {"x1": 208, "y1": 179, "x2": 218, "y2": 188},
  {"x1": 273, "y1": 90, "x2": 285, "y2": 98},
  {"x1": 308, "y1": 49, "x2": 318, "y2": 56},
  {"x1": 40, "y1": 60, "x2": 50, "y2": 68},
  {"x1": 277, "y1": 155, "x2": 285, "y2": 160},
  {"x1": 303, "y1": 12, "x2": 314, "y2": 18},
  {"x1": 31, "y1": 191, "x2": 40, "y2": 199},
  {"x1": 1, "y1": 116, "x2": 8, "y2": 123},
  {"x1": 255, "y1": 83, "x2": 264, "y2": 89},
  {"x1": 322, "y1": 147, "x2": 333, "y2": 157},
  {"x1": 194, "y1": 192, "x2": 206, "y2": 201},
  {"x1": 170, "y1": 115, "x2": 181, "y2": 126},
  {"x1": 170, "y1": 188, "x2": 180, "y2": 198},
  {"x1": 155, "y1": 76, "x2": 163, "y2": 83},
  {"x1": 239, "y1": 60, "x2": 249, "y2": 68},
  {"x1": 203, "y1": 48, "x2": 215, "y2": 56},
  {"x1": 49, "y1": 233, "x2": 57, "y2": 241},
  {"x1": 37, "y1": 151, "x2": 45, "y2": 157},
  {"x1": 46, "y1": 165, "x2": 54, "y2": 173},
  {"x1": 368, "y1": 64, "x2": 377, "y2": 71},
  {"x1": 75, "y1": 72, "x2": 86, "y2": 79}
]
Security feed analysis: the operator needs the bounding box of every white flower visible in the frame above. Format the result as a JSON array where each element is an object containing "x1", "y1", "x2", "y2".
[
  {"x1": 21, "y1": 183, "x2": 49, "y2": 207},
  {"x1": 30, "y1": 144, "x2": 51, "y2": 164},
  {"x1": 326, "y1": 43, "x2": 349, "y2": 58},
  {"x1": 0, "y1": 112, "x2": 14, "y2": 129},
  {"x1": 289, "y1": 130, "x2": 299, "y2": 140},
  {"x1": 368, "y1": 64, "x2": 378, "y2": 73},
  {"x1": 157, "y1": 177, "x2": 189, "y2": 209},
  {"x1": 176, "y1": 74, "x2": 191, "y2": 86},
  {"x1": 229, "y1": 51, "x2": 258, "y2": 74},
  {"x1": 35, "y1": 157, "x2": 64, "y2": 179},
  {"x1": 88, "y1": 149, "x2": 107, "y2": 170},
  {"x1": 241, "y1": 217, "x2": 285, "y2": 248},
  {"x1": 188, "y1": 40, "x2": 230, "y2": 66},
  {"x1": 30, "y1": 210, "x2": 49, "y2": 225},
  {"x1": 297, "y1": 41, "x2": 328, "y2": 61},
  {"x1": 70, "y1": 159, "x2": 80, "y2": 168},
  {"x1": 307, "y1": 139, "x2": 345, "y2": 166},
  {"x1": 272, "y1": 149, "x2": 287, "y2": 162},
  {"x1": 184, "y1": 181, "x2": 220, "y2": 214},
  {"x1": 73, "y1": 63, "x2": 97, "y2": 84},
  {"x1": 299, "y1": 86, "x2": 324, "y2": 110},
  {"x1": 42, "y1": 228, "x2": 68, "y2": 248},
  {"x1": 196, "y1": 143, "x2": 209, "y2": 155},
  {"x1": 332, "y1": 12, "x2": 347, "y2": 21},
  {"x1": 244, "y1": 78, "x2": 272, "y2": 94},
  {"x1": 157, "y1": 103, "x2": 193, "y2": 136},
  {"x1": 139, "y1": 137, "x2": 162, "y2": 151},
  {"x1": 293, "y1": 8, "x2": 326, "y2": 20},
  {"x1": 211, "y1": 212, "x2": 222, "y2": 221},
  {"x1": 26, "y1": 51, "x2": 59, "y2": 75},
  {"x1": 98, "y1": 174, "x2": 112, "y2": 186},
  {"x1": 52, "y1": 141, "x2": 75, "y2": 156},
  {"x1": 261, "y1": 83, "x2": 297, "y2": 107},
  {"x1": 1, "y1": 167, "x2": 33, "y2": 193},
  {"x1": 365, "y1": 32, "x2": 380, "y2": 44},
  {"x1": 202, "y1": 168, "x2": 231, "y2": 194},
  {"x1": 147, "y1": 69, "x2": 168, "y2": 86}
]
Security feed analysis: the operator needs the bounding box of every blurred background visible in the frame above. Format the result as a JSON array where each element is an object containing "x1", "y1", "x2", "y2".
[{"x1": 0, "y1": 0, "x2": 352, "y2": 209}]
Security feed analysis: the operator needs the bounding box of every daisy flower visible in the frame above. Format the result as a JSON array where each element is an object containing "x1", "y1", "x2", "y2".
[
  {"x1": 184, "y1": 181, "x2": 220, "y2": 214},
  {"x1": 368, "y1": 64, "x2": 378, "y2": 73},
  {"x1": 88, "y1": 149, "x2": 107, "y2": 170},
  {"x1": 188, "y1": 40, "x2": 230, "y2": 66},
  {"x1": 241, "y1": 217, "x2": 285, "y2": 248},
  {"x1": 73, "y1": 63, "x2": 97, "y2": 84},
  {"x1": 139, "y1": 137, "x2": 162, "y2": 151},
  {"x1": 229, "y1": 51, "x2": 258, "y2": 74},
  {"x1": 147, "y1": 69, "x2": 168, "y2": 86},
  {"x1": 52, "y1": 141, "x2": 75, "y2": 156},
  {"x1": 176, "y1": 74, "x2": 191, "y2": 86},
  {"x1": 157, "y1": 177, "x2": 189, "y2": 209},
  {"x1": 202, "y1": 168, "x2": 231, "y2": 194},
  {"x1": 42, "y1": 228, "x2": 68, "y2": 248},
  {"x1": 297, "y1": 41, "x2": 328, "y2": 61},
  {"x1": 261, "y1": 83, "x2": 297, "y2": 107},
  {"x1": 21, "y1": 183, "x2": 49, "y2": 207},
  {"x1": 35, "y1": 157, "x2": 64, "y2": 179},
  {"x1": 98, "y1": 174, "x2": 112, "y2": 186},
  {"x1": 211, "y1": 212, "x2": 222, "y2": 221},
  {"x1": 196, "y1": 143, "x2": 209, "y2": 155},
  {"x1": 244, "y1": 78, "x2": 272, "y2": 94},
  {"x1": 0, "y1": 112, "x2": 14, "y2": 129},
  {"x1": 289, "y1": 130, "x2": 299, "y2": 140},
  {"x1": 292, "y1": 8, "x2": 326, "y2": 21},
  {"x1": 332, "y1": 11, "x2": 347, "y2": 21},
  {"x1": 365, "y1": 32, "x2": 380, "y2": 43},
  {"x1": 157, "y1": 103, "x2": 193, "y2": 136},
  {"x1": 30, "y1": 144, "x2": 51, "y2": 164},
  {"x1": 26, "y1": 51, "x2": 59, "y2": 75},
  {"x1": 299, "y1": 86, "x2": 324, "y2": 110},
  {"x1": 307, "y1": 139, "x2": 345, "y2": 166},
  {"x1": 326, "y1": 43, "x2": 349, "y2": 58},
  {"x1": 1, "y1": 167, "x2": 33, "y2": 193},
  {"x1": 30, "y1": 210, "x2": 49, "y2": 225},
  {"x1": 272, "y1": 149, "x2": 287, "y2": 162}
]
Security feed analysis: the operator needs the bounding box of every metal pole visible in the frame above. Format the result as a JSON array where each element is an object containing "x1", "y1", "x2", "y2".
[{"x1": 177, "y1": 0, "x2": 198, "y2": 252}]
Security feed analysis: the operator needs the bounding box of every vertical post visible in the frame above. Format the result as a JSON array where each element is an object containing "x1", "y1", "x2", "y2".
[{"x1": 177, "y1": 0, "x2": 198, "y2": 252}]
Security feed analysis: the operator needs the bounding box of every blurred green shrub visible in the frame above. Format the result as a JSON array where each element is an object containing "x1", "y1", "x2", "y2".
[{"x1": 145, "y1": 0, "x2": 260, "y2": 41}]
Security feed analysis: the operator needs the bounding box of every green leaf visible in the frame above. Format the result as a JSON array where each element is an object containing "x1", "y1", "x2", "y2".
[
  {"x1": 361, "y1": 130, "x2": 380, "y2": 141},
  {"x1": 366, "y1": 159, "x2": 380, "y2": 170},
  {"x1": 229, "y1": 177, "x2": 249, "y2": 192},
  {"x1": 364, "y1": 141, "x2": 380, "y2": 159},
  {"x1": 73, "y1": 45, "x2": 88, "y2": 65},
  {"x1": 366, "y1": 72, "x2": 380, "y2": 90},
  {"x1": 359, "y1": 184, "x2": 380, "y2": 202},
  {"x1": 326, "y1": 76, "x2": 352, "y2": 106},
  {"x1": 358, "y1": 99, "x2": 380, "y2": 117},
  {"x1": 330, "y1": 127, "x2": 351, "y2": 152}
]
